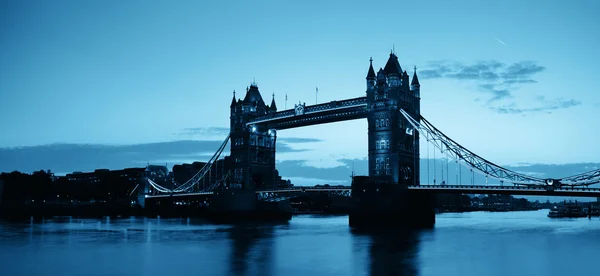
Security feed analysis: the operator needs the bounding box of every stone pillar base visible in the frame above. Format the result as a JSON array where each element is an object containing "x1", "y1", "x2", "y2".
[{"x1": 349, "y1": 176, "x2": 435, "y2": 229}]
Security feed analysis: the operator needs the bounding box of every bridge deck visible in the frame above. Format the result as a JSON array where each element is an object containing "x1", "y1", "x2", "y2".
[{"x1": 145, "y1": 185, "x2": 600, "y2": 199}]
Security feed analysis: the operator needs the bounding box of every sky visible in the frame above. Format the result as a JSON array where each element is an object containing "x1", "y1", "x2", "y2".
[{"x1": 1, "y1": 0, "x2": 600, "y2": 188}]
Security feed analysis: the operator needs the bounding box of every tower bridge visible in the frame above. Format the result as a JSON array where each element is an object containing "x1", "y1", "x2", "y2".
[{"x1": 143, "y1": 52, "x2": 600, "y2": 227}]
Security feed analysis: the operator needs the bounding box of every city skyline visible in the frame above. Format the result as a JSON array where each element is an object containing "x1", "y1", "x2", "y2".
[{"x1": 2, "y1": 0, "x2": 600, "y2": 185}]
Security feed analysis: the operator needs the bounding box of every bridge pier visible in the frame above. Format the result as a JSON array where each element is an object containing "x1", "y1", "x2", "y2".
[{"x1": 349, "y1": 176, "x2": 435, "y2": 228}]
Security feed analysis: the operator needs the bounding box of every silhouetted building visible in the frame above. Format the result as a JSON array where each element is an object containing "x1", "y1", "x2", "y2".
[
  {"x1": 0, "y1": 179, "x2": 3, "y2": 204},
  {"x1": 65, "y1": 171, "x2": 98, "y2": 183},
  {"x1": 64, "y1": 167, "x2": 145, "y2": 200},
  {"x1": 172, "y1": 158, "x2": 231, "y2": 190},
  {"x1": 274, "y1": 170, "x2": 293, "y2": 188}
]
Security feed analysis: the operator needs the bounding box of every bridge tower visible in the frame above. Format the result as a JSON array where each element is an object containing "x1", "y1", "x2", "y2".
[
  {"x1": 229, "y1": 83, "x2": 277, "y2": 190},
  {"x1": 366, "y1": 53, "x2": 420, "y2": 186},
  {"x1": 351, "y1": 52, "x2": 432, "y2": 228}
]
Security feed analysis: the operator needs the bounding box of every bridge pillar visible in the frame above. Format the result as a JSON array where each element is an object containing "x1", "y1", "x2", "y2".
[
  {"x1": 350, "y1": 54, "x2": 433, "y2": 228},
  {"x1": 349, "y1": 176, "x2": 435, "y2": 228}
]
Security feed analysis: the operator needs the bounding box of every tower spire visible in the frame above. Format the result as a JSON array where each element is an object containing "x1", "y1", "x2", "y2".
[
  {"x1": 411, "y1": 66, "x2": 420, "y2": 86},
  {"x1": 230, "y1": 90, "x2": 237, "y2": 107},
  {"x1": 366, "y1": 57, "x2": 376, "y2": 80},
  {"x1": 270, "y1": 93, "x2": 277, "y2": 111}
]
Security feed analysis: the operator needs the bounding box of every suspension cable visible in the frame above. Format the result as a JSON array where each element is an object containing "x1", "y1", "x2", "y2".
[
  {"x1": 400, "y1": 109, "x2": 545, "y2": 186},
  {"x1": 427, "y1": 132, "x2": 430, "y2": 185}
]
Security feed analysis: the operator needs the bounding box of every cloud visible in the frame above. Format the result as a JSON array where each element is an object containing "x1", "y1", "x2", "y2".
[
  {"x1": 421, "y1": 60, "x2": 544, "y2": 102},
  {"x1": 176, "y1": 127, "x2": 230, "y2": 138},
  {"x1": 420, "y1": 60, "x2": 580, "y2": 114},
  {"x1": 176, "y1": 128, "x2": 324, "y2": 144},
  {"x1": 276, "y1": 158, "x2": 368, "y2": 183},
  {"x1": 278, "y1": 137, "x2": 323, "y2": 144},
  {"x1": 491, "y1": 98, "x2": 581, "y2": 114},
  {"x1": 0, "y1": 140, "x2": 308, "y2": 174}
]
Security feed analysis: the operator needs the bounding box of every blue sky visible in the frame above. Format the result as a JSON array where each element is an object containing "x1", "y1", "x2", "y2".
[{"x1": 1, "y1": 0, "x2": 600, "y2": 187}]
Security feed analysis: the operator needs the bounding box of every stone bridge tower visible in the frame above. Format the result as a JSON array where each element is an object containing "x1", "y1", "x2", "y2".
[
  {"x1": 229, "y1": 83, "x2": 277, "y2": 189},
  {"x1": 366, "y1": 53, "x2": 421, "y2": 186}
]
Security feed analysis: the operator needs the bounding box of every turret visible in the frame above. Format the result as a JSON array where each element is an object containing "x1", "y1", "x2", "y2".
[
  {"x1": 411, "y1": 66, "x2": 420, "y2": 97},
  {"x1": 383, "y1": 52, "x2": 402, "y2": 87},
  {"x1": 366, "y1": 57, "x2": 376, "y2": 90},
  {"x1": 241, "y1": 82, "x2": 267, "y2": 114},
  {"x1": 230, "y1": 90, "x2": 237, "y2": 108},
  {"x1": 270, "y1": 93, "x2": 277, "y2": 112}
]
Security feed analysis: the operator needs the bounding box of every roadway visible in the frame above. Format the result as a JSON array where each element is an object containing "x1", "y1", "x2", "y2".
[{"x1": 145, "y1": 184, "x2": 600, "y2": 199}]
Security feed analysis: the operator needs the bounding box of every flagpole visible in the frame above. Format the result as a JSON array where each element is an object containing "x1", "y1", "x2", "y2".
[
  {"x1": 316, "y1": 87, "x2": 318, "y2": 104},
  {"x1": 285, "y1": 94, "x2": 288, "y2": 110}
]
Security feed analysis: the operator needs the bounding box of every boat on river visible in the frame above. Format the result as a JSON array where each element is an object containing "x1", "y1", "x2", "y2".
[{"x1": 547, "y1": 205, "x2": 587, "y2": 218}]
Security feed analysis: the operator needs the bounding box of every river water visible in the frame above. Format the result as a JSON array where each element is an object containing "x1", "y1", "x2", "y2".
[{"x1": 0, "y1": 210, "x2": 598, "y2": 276}]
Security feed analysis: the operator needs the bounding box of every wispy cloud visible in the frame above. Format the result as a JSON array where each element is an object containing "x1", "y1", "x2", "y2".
[
  {"x1": 420, "y1": 60, "x2": 579, "y2": 114},
  {"x1": 419, "y1": 60, "x2": 544, "y2": 101},
  {"x1": 278, "y1": 137, "x2": 323, "y2": 144},
  {"x1": 491, "y1": 97, "x2": 581, "y2": 114},
  {"x1": 493, "y1": 36, "x2": 508, "y2": 46},
  {"x1": 176, "y1": 127, "x2": 229, "y2": 138}
]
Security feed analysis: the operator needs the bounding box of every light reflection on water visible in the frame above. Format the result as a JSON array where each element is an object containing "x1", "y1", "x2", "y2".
[{"x1": 0, "y1": 210, "x2": 599, "y2": 276}]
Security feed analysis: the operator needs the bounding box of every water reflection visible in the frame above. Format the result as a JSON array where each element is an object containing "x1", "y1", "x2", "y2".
[
  {"x1": 1, "y1": 211, "x2": 599, "y2": 276},
  {"x1": 353, "y1": 228, "x2": 423, "y2": 276},
  {"x1": 225, "y1": 223, "x2": 278, "y2": 276}
]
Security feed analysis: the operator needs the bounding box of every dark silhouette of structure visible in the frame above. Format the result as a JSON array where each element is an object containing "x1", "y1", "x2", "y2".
[{"x1": 230, "y1": 84, "x2": 279, "y2": 189}]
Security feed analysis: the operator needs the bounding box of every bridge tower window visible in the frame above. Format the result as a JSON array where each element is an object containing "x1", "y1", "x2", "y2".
[
  {"x1": 385, "y1": 119, "x2": 389, "y2": 127},
  {"x1": 376, "y1": 119, "x2": 380, "y2": 128}
]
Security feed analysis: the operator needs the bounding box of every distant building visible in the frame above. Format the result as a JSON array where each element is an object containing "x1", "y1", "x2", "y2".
[
  {"x1": 171, "y1": 157, "x2": 293, "y2": 189},
  {"x1": 274, "y1": 170, "x2": 293, "y2": 188},
  {"x1": 65, "y1": 167, "x2": 146, "y2": 199},
  {"x1": 0, "y1": 179, "x2": 4, "y2": 204},
  {"x1": 172, "y1": 158, "x2": 231, "y2": 190}
]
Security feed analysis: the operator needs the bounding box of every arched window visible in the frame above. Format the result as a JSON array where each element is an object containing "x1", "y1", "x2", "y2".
[
  {"x1": 385, "y1": 119, "x2": 389, "y2": 127},
  {"x1": 376, "y1": 141, "x2": 380, "y2": 149},
  {"x1": 376, "y1": 119, "x2": 380, "y2": 128}
]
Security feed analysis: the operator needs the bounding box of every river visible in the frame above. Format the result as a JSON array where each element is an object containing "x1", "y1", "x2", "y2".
[{"x1": 0, "y1": 210, "x2": 598, "y2": 276}]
